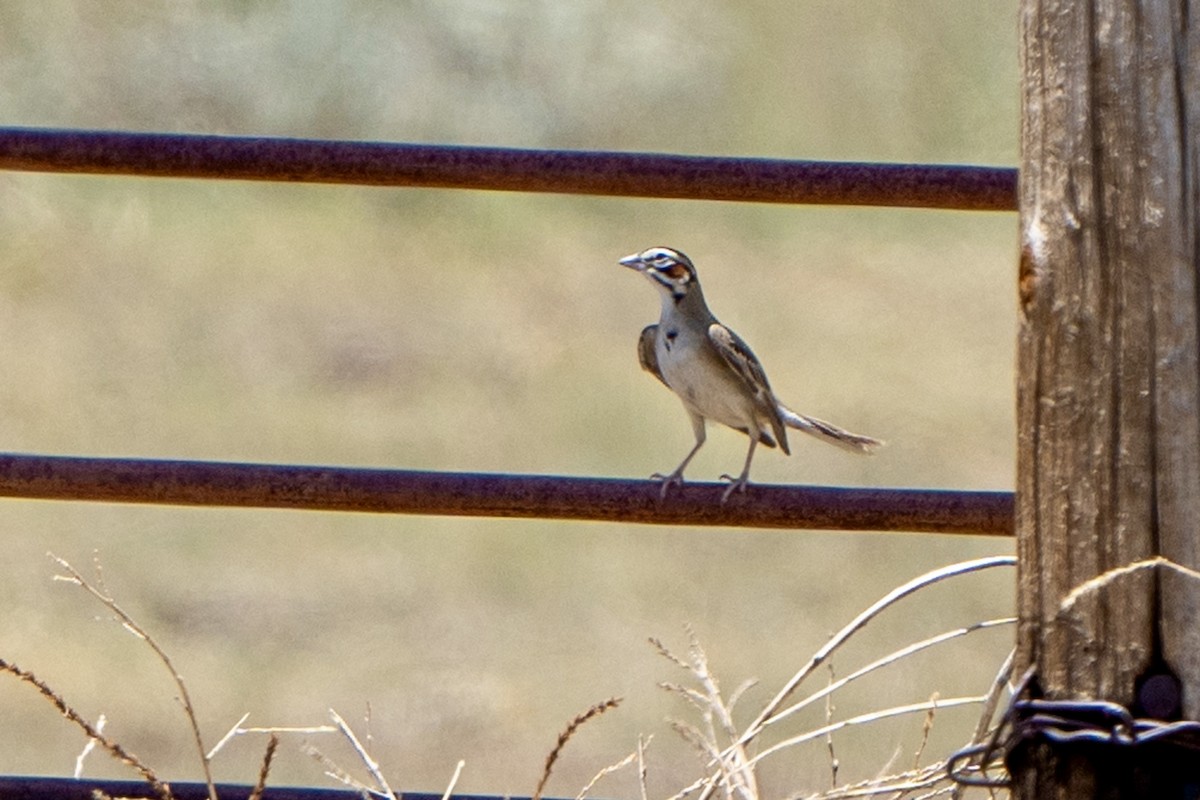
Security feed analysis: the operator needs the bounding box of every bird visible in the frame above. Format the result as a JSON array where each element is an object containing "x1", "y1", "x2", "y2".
[{"x1": 619, "y1": 246, "x2": 882, "y2": 502}]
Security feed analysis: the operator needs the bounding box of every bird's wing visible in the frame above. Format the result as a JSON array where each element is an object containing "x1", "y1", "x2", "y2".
[
  {"x1": 708, "y1": 322, "x2": 790, "y2": 453},
  {"x1": 638, "y1": 324, "x2": 670, "y2": 388},
  {"x1": 707, "y1": 323, "x2": 773, "y2": 398}
]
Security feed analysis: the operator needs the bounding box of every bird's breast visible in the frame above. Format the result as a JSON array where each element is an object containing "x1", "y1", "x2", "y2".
[{"x1": 656, "y1": 332, "x2": 761, "y2": 431}]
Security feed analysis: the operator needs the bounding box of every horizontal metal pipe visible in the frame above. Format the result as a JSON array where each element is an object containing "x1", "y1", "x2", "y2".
[
  {"x1": 0, "y1": 127, "x2": 1017, "y2": 211},
  {"x1": 0, "y1": 776, "x2": 492, "y2": 800},
  {"x1": 0, "y1": 453, "x2": 1013, "y2": 535}
]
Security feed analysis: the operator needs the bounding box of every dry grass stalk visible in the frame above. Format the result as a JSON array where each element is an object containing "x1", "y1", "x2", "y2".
[
  {"x1": 74, "y1": 713, "x2": 106, "y2": 777},
  {"x1": 206, "y1": 713, "x2": 252, "y2": 760},
  {"x1": 575, "y1": 748, "x2": 638, "y2": 800},
  {"x1": 304, "y1": 708, "x2": 464, "y2": 800},
  {"x1": 755, "y1": 617, "x2": 1014, "y2": 738},
  {"x1": 637, "y1": 733, "x2": 651, "y2": 800},
  {"x1": 653, "y1": 630, "x2": 756, "y2": 800},
  {"x1": 651, "y1": 559, "x2": 1018, "y2": 800},
  {"x1": 789, "y1": 761, "x2": 950, "y2": 800},
  {"x1": 303, "y1": 707, "x2": 399, "y2": 799},
  {"x1": 913, "y1": 693, "x2": 939, "y2": 769},
  {"x1": 441, "y1": 759, "x2": 466, "y2": 800},
  {"x1": 824, "y1": 664, "x2": 838, "y2": 789},
  {"x1": 574, "y1": 736, "x2": 651, "y2": 800},
  {"x1": 303, "y1": 743, "x2": 377, "y2": 797},
  {"x1": 50, "y1": 552, "x2": 218, "y2": 800},
  {"x1": 737, "y1": 556, "x2": 1016, "y2": 752},
  {"x1": 210, "y1": 717, "x2": 339, "y2": 760},
  {"x1": 10, "y1": 552, "x2": 1015, "y2": 800},
  {"x1": 22, "y1": 554, "x2": 344, "y2": 800},
  {"x1": 532, "y1": 696, "x2": 622, "y2": 800},
  {"x1": 247, "y1": 734, "x2": 280, "y2": 800},
  {"x1": 949, "y1": 650, "x2": 1015, "y2": 800},
  {"x1": 748, "y1": 694, "x2": 986, "y2": 769},
  {"x1": 1058, "y1": 555, "x2": 1200, "y2": 619},
  {"x1": 0, "y1": 657, "x2": 172, "y2": 800},
  {"x1": 663, "y1": 772, "x2": 712, "y2": 800}
]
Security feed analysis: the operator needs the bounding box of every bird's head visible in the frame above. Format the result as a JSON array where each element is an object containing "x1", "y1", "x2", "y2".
[{"x1": 618, "y1": 246, "x2": 698, "y2": 303}]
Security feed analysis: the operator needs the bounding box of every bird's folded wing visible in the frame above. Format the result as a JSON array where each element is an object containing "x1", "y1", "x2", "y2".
[
  {"x1": 638, "y1": 324, "x2": 670, "y2": 388},
  {"x1": 707, "y1": 322, "x2": 774, "y2": 401}
]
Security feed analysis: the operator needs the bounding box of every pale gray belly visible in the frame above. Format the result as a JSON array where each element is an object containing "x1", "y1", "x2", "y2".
[{"x1": 657, "y1": 336, "x2": 762, "y2": 433}]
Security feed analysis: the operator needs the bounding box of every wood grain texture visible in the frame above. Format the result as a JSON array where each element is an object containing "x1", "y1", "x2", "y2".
[{"x1": 1018, "y1": 0, "x2": 1200, "y2": 717}]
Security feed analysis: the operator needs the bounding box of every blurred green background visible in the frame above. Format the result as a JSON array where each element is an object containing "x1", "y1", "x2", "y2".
[{"x1": 0, "y1": 2, "x2": 1017, "y2": 797}]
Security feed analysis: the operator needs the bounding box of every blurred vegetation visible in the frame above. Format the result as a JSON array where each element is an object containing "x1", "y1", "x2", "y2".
[{"x1": 0, "y1": 2, "x2": 1017, "y2": 797}]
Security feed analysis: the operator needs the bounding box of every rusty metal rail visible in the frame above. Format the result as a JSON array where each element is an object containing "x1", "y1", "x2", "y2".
[
  {"x1": 0, "y1": 127, "x2": 1016, "y2": 211},
  {"x1": 0, "y1": 775, "x2": 488, "y2": 800},
  {"x1": 0, "y1": 453, "x2": 1012, "y2": 535}
]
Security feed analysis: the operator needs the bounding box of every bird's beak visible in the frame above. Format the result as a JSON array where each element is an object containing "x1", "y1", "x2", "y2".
[{"x1": 618, "y1": 253, "x2": 645, "y2": 271}]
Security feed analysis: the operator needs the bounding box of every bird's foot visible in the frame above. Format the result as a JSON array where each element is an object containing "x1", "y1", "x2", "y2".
[
  {"x1": 650, "y1": 470, "x2": 685, "y2": 499},
  {"x1": 718, "y1": 473, "x2": 750, "y2": 504}
]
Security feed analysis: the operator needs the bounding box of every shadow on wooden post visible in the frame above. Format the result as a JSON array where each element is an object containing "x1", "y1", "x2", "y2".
[{"x1": 1013, "y1": 0, "x2": 1200, "y2": 796}]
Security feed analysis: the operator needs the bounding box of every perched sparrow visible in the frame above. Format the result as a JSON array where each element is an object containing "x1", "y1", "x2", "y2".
[{"x1": 620, "y1": 246, "x2": 882, "y2": 502}]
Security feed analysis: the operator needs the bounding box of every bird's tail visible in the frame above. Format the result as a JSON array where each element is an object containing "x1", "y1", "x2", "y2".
[{"x1": 777, "y1": 404, "x2": 883, "y2": 454}]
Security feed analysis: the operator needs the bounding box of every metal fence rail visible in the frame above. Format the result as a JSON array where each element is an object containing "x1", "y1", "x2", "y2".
[
  {"x1": 0, "y1": 776, "x2": 492, "y2": 800},
  {"x1": 0, "y1": 127, "x2": 1016, "y2": 210},
  {"x1": 0, "y1": 453, "x2": 1012, "y2": 535}
]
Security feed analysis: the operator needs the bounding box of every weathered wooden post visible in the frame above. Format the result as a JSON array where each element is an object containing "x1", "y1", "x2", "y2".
[{"x1": 1013, "y1": 0, "x2": 1200, "y2": 795}]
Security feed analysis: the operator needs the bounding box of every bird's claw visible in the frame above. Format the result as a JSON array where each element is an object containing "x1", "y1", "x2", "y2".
[
  {"x1": 718, "y1": 473, "x2": 750, "y2": 504},
  {"x1": 650, "y1": 471, "x2": 685, "y2": 499},
  {"x1": 651, "y1": 471, "x2": 750, "y2": 504}
]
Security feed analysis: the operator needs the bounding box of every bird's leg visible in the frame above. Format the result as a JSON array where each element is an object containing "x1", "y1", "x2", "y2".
[
  {"x1": 652, "y1": 412, "x2": 706, "y2": 498},
  {"x1": 719, "y1": 437, "x2": 758, "y2": 503}
]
